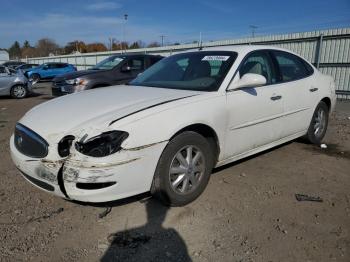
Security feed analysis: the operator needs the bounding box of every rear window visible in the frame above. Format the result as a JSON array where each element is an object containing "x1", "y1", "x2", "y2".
[{"x1": 272, "y1": 51, "x2": 313, "y2": 82}]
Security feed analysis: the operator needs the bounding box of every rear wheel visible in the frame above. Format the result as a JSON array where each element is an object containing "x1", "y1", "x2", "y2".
[
  {"x1": 305, "y1": 101, "x2": 329, "y2": 144},
  {"x1": 10, "y1": 85, "x2": 28, "y2": 99},
  {"x1": 151, "y1": 131, "x2": 214, "y2": 206}
]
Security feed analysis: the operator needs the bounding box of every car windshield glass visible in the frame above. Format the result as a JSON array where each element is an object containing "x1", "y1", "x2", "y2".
[
  {"x1": 130, "y1": 51, "x2": 237, "y2": 91},
  {"x1": 91, "y1": 56, "x2": 124, "y2": 70}
]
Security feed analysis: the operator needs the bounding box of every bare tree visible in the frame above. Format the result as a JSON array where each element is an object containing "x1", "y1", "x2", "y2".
[
  {"x1": 35, "y1": 38, "x2": 60, "y2": 57},
  {"x1": 147, "y1": 42, "x2": 161, "y2": 48}
]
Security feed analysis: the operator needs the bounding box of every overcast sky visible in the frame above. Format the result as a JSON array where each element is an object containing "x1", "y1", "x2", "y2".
[{"x1": 1, "y1": 0, "x2": 349, "y2": 48}]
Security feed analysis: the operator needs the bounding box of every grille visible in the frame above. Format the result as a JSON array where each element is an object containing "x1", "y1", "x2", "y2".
[
  {"x1": 14, "y1": 123, "x2": 48, "y2": 158},
  {"x1": 52, "y1": 81, "x2": 73, "y2": 96}
]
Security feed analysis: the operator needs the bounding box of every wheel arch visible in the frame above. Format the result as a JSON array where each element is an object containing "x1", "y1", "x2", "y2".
[
  {"x1": 169, "y1": 123, "x2": 221, "y2": 164},
  {"x1": 320, "y1": 97, "x2": 331, "y2": 111}
]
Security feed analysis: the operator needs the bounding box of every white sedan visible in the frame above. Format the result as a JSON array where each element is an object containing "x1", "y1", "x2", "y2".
[{"x1": 10, "y1": 45, "x2": 336, "y2": 206}]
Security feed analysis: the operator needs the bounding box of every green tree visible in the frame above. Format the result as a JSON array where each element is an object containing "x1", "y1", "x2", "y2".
[
  {"x1": 129, "y1": 41, "x2": 145, "y2": 49},
  {"x1": 23, "y1": 40, "x2": 31, "y2": 49},
  {"x1": 8, "y1": 41, "x2": 21, "y2": 59}
]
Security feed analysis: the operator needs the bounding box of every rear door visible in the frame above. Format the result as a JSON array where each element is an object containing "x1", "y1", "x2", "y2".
[
  {"x1": 60, "y1": 63, "x2": 73, "y2": 74},
  {"x1": 225, "y1": 50, "x2": 284, "y2": 158},
  {"x1": 270, "y1": 50, "x2": 316, "y2": 137},
  {"x1": 45, "y1": 64, "x2": 59, "y2": 78}
]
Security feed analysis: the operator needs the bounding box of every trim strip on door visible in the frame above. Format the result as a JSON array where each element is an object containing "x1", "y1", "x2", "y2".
[{"x1": 230, "y1": 107, "x2": 310, "y2": 130}]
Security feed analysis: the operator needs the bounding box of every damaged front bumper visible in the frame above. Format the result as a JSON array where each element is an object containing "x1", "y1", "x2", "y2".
[{"x1": 10, "y1": 135, "x2": 167, "y2": 203}]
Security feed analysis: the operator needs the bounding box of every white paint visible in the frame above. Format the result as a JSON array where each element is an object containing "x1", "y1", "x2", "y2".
[{"x1": 10, "y1": 45, "x2": 337, "y2": 203}]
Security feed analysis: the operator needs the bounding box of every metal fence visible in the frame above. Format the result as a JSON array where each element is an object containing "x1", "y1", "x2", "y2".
[{"x1": 25, "y1": 27, "x2": 350, "y2": 98}]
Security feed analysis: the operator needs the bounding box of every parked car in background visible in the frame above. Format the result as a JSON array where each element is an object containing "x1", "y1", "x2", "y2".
[
  {"x1": 26, "y1": 62, "x2": 77, "y2": 83},
  {"x1": 2, "y1": 61, "x2": 26, "y2": 70},
  {"x1": 16, "y1": 63, "x2": 39, "y2": 72},
  {"x1": 0, "y1": 65, "x2": 32, "y2": 98},
  {"x1": 51, "y1": 54, "x2": 163, "y2": 96},
  {"x1": 10, "y1": 46, "x2": 336, "y2": 206}
]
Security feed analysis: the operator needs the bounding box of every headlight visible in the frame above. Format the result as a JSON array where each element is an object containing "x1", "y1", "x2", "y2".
[
  {"x1": 65, "y1": 78, "x2": 88, "y2": 86},
  {"x1": 58, "y1": 135, "x2": 75, "y2": 157},
  {"x1": 75, "y1": 131, "x2": 129, "y2": 157},
  {"x1": 65, "y1": 79, "x2": 77, "y2": 85}
]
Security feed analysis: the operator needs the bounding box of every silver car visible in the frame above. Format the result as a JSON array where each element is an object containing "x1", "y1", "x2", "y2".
[{"x1": 0, "y1": 66, "x2": 32, "y2": 98}]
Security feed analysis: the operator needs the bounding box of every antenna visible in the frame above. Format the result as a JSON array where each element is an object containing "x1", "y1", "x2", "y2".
[{"x1": 199, "y1": 31, "x2": 203, "y2": 50}]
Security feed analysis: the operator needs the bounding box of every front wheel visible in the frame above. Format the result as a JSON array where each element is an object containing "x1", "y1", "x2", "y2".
[
  {"x1": 10, "y1": 85, "x2": 28, "y2": 99},
  {"x1": 305, "y1": 101, "x2": 329, "y2": 144},
  {"x1": 30, "y1": 73, "x2": 40, "y2": 84},
  {"x1": 151, "y1": 131, "x2": 214, "y2": 206}
]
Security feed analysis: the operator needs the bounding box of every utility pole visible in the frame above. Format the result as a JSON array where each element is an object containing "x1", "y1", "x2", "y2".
[
  {"x1": 249, "y1": 25, "x2": 258, "y2": 38},
  {"x1": 160, "y1": 35, "x2": 166, "y2": 46},
  {"x1": 122, "y1": 14, "x2": 128, "y2": 53},
  {"x1": 108, "y1": 37, "x2": 114, "y2": 51},
  {"x1": 199, "y1": 31, "x2": 202, "y2": 49}
]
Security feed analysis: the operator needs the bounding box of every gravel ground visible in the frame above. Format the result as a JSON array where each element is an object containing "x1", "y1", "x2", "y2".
[{"x1": 0, "y1": 83, "x2": 349, "y2": 262}]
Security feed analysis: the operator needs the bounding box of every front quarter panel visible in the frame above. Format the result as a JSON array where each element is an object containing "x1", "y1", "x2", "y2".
[{"x1": 113, "y1": 93, "x2": 227, "y2": 160}]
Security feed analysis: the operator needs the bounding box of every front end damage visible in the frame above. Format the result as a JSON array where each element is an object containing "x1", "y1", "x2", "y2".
[{"x1": 10, "y1": 129, "x2": 167, "y2": 203}]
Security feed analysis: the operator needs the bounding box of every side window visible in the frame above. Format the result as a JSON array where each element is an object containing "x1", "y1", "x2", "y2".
[
  {"x1": 149, "y1": 57, "x2": 162, "y2": 67},
  {"x1": 176, "y1": 58, "x2": 189, "y2": 71},
  {"x1": 273, "y1": 51, "x2": 311, "y2": 82},
  {"x1": 239, "y1": 51, "x2": 276, "y2": 85},
  {"x1": 48, "y1": 64, "x2": 58, "y2": 69},
  {"x1": 128, "y1": 58, "x2": 144, "y2": 71},
  {"x1": 58, "y1": 63, "x2": 68, "y2": 68},
  {"x1": 0, "y1": 66, "x2": 6, "y2": 74}
]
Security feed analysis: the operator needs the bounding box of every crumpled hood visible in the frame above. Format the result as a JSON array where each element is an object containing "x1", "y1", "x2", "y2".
[{"x1": 19, "y1": 85, "x2": 200, "y2": 141}]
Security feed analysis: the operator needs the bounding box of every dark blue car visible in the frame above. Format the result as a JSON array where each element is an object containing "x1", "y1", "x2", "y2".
[{"x1": 26, "y1": 62, "x2": 77, "y2": 82}]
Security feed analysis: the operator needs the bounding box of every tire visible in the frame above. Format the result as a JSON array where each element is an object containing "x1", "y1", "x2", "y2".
[
  {"x1": 305, "y1": 101, "x2": 329, "y2": 144},
  {"x1": 151, "y1": 131, "x2": 215, "y2": 206},
  {"x1": 10, "y1": 85, "x2": 28, "y2": 99},
  {"x1": 30, "y1": 73, "x2": 40, "y2": 83}
]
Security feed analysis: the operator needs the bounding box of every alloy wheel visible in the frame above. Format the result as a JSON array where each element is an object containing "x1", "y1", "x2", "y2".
[{"x1": 169, "y1": 145, "x2": 206, "y2": 194}]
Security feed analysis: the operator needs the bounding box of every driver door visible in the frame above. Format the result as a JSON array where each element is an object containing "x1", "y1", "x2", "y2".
[
  {"x1": 116, "y1": 57, "x2": 145, "y2": 84},
  {"x1": 224, "y1": 50, "x2": 285, "y2": 159}
]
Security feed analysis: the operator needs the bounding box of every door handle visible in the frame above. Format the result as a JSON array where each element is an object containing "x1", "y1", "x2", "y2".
[
  {"x1": 270, "y1": 95, "x2": 282, "y2": 101},
  {"x1": 309, "y1": 87, "x2": 318, "y2": 92}
]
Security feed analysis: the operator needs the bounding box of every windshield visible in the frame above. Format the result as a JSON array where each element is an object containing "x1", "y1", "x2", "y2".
[
  {"x1": 130, "y1": 51, "x2": 237, "y2": 91},
  {"x1": 91, "y1": 56, "x2": 124, "y2": 70}
]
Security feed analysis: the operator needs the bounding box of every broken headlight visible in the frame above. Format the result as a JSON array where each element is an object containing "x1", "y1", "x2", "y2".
[
  {"x1": 58, "y1": 135, "x2": 75, "y2": 157},
  {"x1": 75, "y1": 131, "x2": 129, "y2": 157}
]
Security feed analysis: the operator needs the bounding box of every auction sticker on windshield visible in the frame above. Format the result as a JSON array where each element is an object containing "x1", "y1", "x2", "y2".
[{"x1": 202, "y1": 56, "x2": 230, "y2": 61}]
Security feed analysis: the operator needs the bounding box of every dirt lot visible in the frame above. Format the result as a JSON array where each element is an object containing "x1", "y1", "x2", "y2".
[{"x1": 0, "y1": 84, "x2": 349, "y2": 262}]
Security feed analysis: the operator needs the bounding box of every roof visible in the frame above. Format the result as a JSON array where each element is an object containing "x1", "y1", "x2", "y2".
[{"x1": 203, "y1": 44, "x2": 291, "y2": 53}]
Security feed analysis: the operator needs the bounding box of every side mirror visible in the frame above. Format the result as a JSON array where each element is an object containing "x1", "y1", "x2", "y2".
[
  {"x1": 232, "y1": 73, "x2": 266, "y2": 90},
  {"x1": 43, "y1": 66, "x2": 48, "y2": 70},
  {"x1": 121, "y1": 65, "x2": 131, "y2": 73}
]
